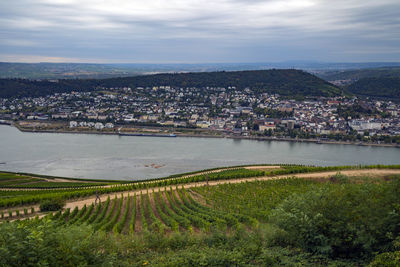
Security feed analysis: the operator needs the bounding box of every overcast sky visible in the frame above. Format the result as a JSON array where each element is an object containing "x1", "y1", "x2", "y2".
[{"x1": 0, "y1": 0, "x2": 399, "y2": 63}]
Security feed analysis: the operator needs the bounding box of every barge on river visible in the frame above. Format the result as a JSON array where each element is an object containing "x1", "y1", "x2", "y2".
[{"x1": 118, "y1": 132, "x2": 176, "y2": 137}]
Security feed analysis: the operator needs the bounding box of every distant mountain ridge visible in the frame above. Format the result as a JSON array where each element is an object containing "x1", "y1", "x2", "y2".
[
  {"x1": 317, "y1": 67, "x2": 400, "y2": 83},
  {"x1": 2, "y1": 62, "x2": 400, "y2": 80},
  {"x1": 0, "y1": 69, "x2": 341, "y2": 98}
]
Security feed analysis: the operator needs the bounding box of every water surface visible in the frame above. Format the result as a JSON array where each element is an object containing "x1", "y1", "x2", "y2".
[{"x1": 0, "y1": 125, "x2": 399, "y2": 180}]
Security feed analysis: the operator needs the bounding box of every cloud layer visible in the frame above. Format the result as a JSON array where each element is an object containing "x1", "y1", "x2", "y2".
[{"x1": 1, "y1": 0, "x2": 399, "y2": 63}]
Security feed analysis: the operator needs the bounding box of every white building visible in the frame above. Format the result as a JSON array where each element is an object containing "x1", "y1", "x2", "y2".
[
  {"x1": 94, "y1": 122, "x2": 104, "y2": 130},
  {"x1": 69, "y1": 121, "x2": 78, "y2": 128},
  {"x1": 105, "y1": 123, "x2": 114, "y2": 129},
  {"x1": 349, "y1": 120, "x2": 381, "y2": 131}
]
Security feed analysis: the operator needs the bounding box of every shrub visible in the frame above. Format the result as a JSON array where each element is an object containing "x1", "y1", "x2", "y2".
[
  {"x1": 269, "y1": 180, "x2": 400, "y2": 258},
  {"x1": 329, "y1": 172, "x2": 350, "y2": 183},
  {"x1": 39, "y1": 199, "x2": 65, "y2": 212},
  {"x1": 369, "y1": 251, "x2": 400, "y2": 267}
]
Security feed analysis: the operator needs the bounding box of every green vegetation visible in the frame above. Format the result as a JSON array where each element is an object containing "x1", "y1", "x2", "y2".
[
  {"x1": 1, "y1": 170, "x2": 400, "y2": 266},
  {"x1": 316, "y1": 67, "x2": 400, "y2": 99},
  {"x1": 337, "y1": 103, "x2": 386, "y2": 119},
  {"x1": 39, "y1": 199, "x2": 65, "y2": 212},
  {"x1": 0, "y1": 172, "x2": 109, "y2": 189},
  {"x1": 1, "y1": 165, "x2": 400, "y2": 209},
  {"x1": 347, "y1": 77, "x2": 400, "y2": 100},
  {"x1": 318, "y1": 67, "x2": 400, "y2": 83},
  {"x1": 193, "y1": 174, "x2": 400, "y2": 263},
  {"x1": 0, "y1": 69, "x2": 341, "y2": 98},
  {"x1": 254, "y1": 107, "x2": 294, "y2": 118}
]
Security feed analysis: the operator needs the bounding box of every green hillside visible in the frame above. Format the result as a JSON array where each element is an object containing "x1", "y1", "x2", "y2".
[
  {"x1": 347, "y1": 77, "x2": 400, "y2": 99},
  {"x1": 0, "y1": 69, "x2": 341, "y2": 98},
  {"x1": 318, "y1": 67, "x2": 400, "y2": 82}
]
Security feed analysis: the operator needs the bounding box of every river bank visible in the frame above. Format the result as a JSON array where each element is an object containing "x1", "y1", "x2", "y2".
[{"x1": 9, "y1": 120, "x2": 400, "y2": 148}]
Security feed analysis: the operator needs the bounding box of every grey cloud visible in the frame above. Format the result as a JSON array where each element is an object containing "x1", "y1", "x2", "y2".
[{"x1": 0, "y1": 0, "x2": 399, "y2": 62}]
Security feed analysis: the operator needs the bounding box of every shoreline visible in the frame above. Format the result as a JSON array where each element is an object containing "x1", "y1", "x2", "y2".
[{"x1": 4, "y1": 121, "x2": 400, "y2": 148}]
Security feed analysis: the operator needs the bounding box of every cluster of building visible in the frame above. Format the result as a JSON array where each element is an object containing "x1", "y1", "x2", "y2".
[{"x1": 1, "y1": 85, "x2": 400, "y2": 138}]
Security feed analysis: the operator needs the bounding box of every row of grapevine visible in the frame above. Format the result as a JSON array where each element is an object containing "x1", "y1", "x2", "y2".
[
  {"x1": 95, "y1": 196, "x2": 118, "y2": 230},
  {"x1": 68, "y1": 204, "x2": 87, "y2": 224},
  {"x1": 129, "y1": 194, "x2": 136, "y2": 233},
  {"x1": 145, "y1": 191, "x2": 167, "y2": 233},
  {"x1": 153, "y1": 189, "x2": 179, "y2": 232},
  {"x1": 87, "y1": 202, "x2": 102, "y2": 223},
  {"x1": 0, "y1": 207, "x2": 35, "y2": 220},
  {"x1": 157, "y1": 189, "x2": 191, "y2": 231},
  {"x1": 179, "y1": 188, "x2": 240, "y2": 228},
  {"x1": 114, "y1": 195, "x2": 130, "y2": 234},
  {"x1": 3, "y1": 164, "x2": 400, "y2": 208},
  {"x1": 183, "y1": 187, "x2": 258, "y2": 228},
  {"x1": 167, "y1": 189, "x2": 211, "y2": 231},
  {"x1": 78, "y1": 203, "x2": 94, "y2": 223},
  {"x1": 191, "y1": 177, "x2": 323, "y2": 221},
  {"x1": 101, "y1": 194, "x2": 124, "y2": 231},
  {"x1": 140, "y1": 193, "x2": 148, "y2": 231},
  {"x1": 30, "y1": 187, "x2": 260, "y2": 235}
]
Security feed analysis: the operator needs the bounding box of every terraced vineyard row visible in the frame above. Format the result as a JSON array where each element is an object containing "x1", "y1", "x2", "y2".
[
  {"x1": 41, "y1": 187, "x2": 258, "y2": 234},
  {"x1": 2, "y1": 165, "x2": 400, "y2": 209}
]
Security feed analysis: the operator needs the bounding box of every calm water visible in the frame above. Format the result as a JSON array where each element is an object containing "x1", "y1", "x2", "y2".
[{"x1": 0, "y1": 125, "x2": 399, "y2": 180}]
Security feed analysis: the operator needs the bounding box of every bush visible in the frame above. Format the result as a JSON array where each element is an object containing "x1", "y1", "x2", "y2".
[
  {"x1": 369, "y1": 251, "x2": 400, "y2": 267},
  {"x1": 39, "y1": 199, "x2": 65, "y2": 212},
  {"x1": 329, "y1": 172, "x2": 350, "y2": 183},
  {"x1": 269, "y1": 180, "x2": 400, "y2": 258}
]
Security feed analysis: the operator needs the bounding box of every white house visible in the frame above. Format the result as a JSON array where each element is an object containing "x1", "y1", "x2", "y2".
[
  {"x1": 105, "y1": 123, "x2": 114, "y2": 129},
  {"x1": 69, "y1": 121, "x2": 78, "y2": 128},
  {"x1": 94, "y1": 122, "x2": 104, "y2": 130}
]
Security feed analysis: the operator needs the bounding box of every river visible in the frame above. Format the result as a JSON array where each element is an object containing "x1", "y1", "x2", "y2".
[{"x1": 0, "y1": 125, "x2": 399, "y2": 180}]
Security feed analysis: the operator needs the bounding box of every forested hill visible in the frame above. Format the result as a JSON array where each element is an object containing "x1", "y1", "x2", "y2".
[
  {"x1": 347, "y1": 77, "x2": 400, "y2": 100},
  {"x1": 318, "y1": 67, "x2": 400, "y2": 82},
  {"x1": 0, "y1": 69, "x2": 341, "y2": 98}
]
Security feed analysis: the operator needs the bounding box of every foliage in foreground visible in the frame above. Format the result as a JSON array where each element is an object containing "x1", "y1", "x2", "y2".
[
  {"x1": 0, "y1": 220, "x2": 357, "y2": 266},
  {"x1": 270, "y1": 178, "x2": 400, "y2": 258}
]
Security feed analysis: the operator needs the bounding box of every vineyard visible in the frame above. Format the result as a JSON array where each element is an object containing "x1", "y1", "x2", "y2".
[
  {"x1": 37, "y1": 187, "x2": 258, "y2": 234},
  {"x1": 2, "y1": 164, "x2": 400, "y2": 209},
  {"x1": 0, "y1": 172, "x2": 110, "y2": 189},
  {"x1": 2, "y1": 169, "x2": 400, "y2": 266}
]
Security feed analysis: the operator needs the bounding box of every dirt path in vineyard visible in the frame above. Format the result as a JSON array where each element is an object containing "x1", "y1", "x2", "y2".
[{"x1": 63, "y1": 168, "x2": 400, "y2": 210}]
